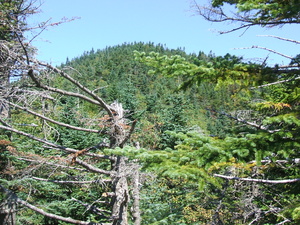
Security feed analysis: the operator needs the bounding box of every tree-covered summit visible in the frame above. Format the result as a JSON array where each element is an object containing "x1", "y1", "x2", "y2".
[{"x1": 57, "y1": 42, "x2": 251, "y2": 148}]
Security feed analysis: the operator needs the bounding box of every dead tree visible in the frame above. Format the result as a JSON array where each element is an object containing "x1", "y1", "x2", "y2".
[
  {"x1": 0, "y1": 38, "x2": 140, "y2": 225},
  {"x1": 0, "y1": 1, "x2": 142, "y2": 223}
]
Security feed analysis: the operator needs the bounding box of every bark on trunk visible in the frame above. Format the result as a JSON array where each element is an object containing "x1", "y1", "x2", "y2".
[
  {"x1": 0, "y1": 186, "x2": 17, "y2": 225},
  {"x1": 131, "y1": 166, "x2": 141, "y2": 225},
  {"x1": 111, "y1": 156, "x2": 129, "y2": 225},
  {"x1": 0, "y1": 45, "x2": 12, "y2": 140}
]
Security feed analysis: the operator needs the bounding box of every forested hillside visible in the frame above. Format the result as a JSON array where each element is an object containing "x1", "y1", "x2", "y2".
[
  {"x1": 1, "y1": 0, "x2": 300, "y2": 225},
  {"x1": 61, "y1": 43, "x2": 242, "y2": 149}
]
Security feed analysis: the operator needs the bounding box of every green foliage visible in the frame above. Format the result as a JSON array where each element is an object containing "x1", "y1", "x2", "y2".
[
  {"x1": 212, "y1": 0, "x2": 300, "y2": 25},
  {"x1": 53, "y1": 98, "x2": 99, "y2": 150},
  {"x1": 0, "y1": 0, "x2": 23, "y2": 40},
  {"x1": 5, "y1": 39, "x2": 299, "y2": 224},
  {"x1": 134, "y1": 51, "x2": 267, "y2": 91},
  {"x1": 132, "y1": 38, "x2": 300, "y2": 223},
  {"x1": 58, "y1": 42, "x2": 215, "y2": 149}
]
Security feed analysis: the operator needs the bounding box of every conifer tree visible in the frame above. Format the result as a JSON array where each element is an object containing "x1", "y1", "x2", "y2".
[{"x1": 133, "y1": 1, "x2": 300, "y2": 223}]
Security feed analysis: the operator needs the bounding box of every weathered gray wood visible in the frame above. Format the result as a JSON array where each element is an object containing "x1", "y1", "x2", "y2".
[
  {"x1": 0, "y1": 185, "x2": 17, "y2": 225},
  {"x1": 111, "y1": 156, "x2": 129, "y2": 225},
  {"x1": 131, "y1": 165, "x2": 141, "y2": 225}
]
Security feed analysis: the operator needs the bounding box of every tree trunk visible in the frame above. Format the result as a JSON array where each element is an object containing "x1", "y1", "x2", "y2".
[
  {"x1": 0, "y1": 43, "x2": 12, "y2": 140},
  {"x1": 111, "y1": 156, "x2": 129, "y2": 225},
  {"x1": 0, "y1": 186, "x2": 17, "y2": 225},
  {"x1": 131, "y1": 165, "x2": 141, "y2": 225},
  {"x1": 0, "y1": 69, "x2": 9, "y2": 120}
]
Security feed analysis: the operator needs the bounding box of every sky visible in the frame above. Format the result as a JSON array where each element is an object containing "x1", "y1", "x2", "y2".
[{"x1": 27, "y1": 0, "x2": 300, "y2": 66}]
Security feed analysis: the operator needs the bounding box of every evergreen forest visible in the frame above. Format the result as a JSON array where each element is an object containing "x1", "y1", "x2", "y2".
[{"x1": 1, "y1": 0, "x2": 300, "y2": 224}]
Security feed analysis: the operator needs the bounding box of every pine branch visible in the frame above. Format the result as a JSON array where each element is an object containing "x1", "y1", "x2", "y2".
[
  {"x1": 214, "y1": 174, "x2": 300, "y2": 184},
  {"x1": 192, "y1": 2, "x2": 300, "y2": 34}
]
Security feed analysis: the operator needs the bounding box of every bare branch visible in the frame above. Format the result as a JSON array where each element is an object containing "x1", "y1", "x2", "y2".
[
  {"x1": 0, "y1": 184, "x2": 105, "y2": 225},
  {"x1": 119, "y1": 120, "x2": 137, "y2": 148},
  {"x1": 44, "y1": 145, "x2": 114, "y2": 161},
  {"x1": 4, "y1": 100, "x2": 102, "y2": 133},
  {"x1": 31, "y1": 176, "x2": 111, "y2": 184},
  {"x1": 0, "y1": 124, "x2": 112, "y2": 160},
  {"x1": 18, "y1": 157, "x2": 88, "y2": 172},
  {"x1": 0, "y1": 118, "x2": 12, "y2": 128},
  {"x1": 28, "y1": 17, "x2": 80, "y2": 43},
  {"x1": 71, "y1": 198, "x2": 111, "y2": 216},
  {"x1": 26, "y1": 69, "x2": 106, "y2": 107},
  {"x1": 248, "y1": 158, "x2": 300, "y2": 164},
  {"x1": 251, "y1": 46, "x2": 294, "y2": 59},
  {"x1": 251, "y1": 76, "x2": 300, "y2": 89},
  {"x1": 75, "y1": 159, "x2": 112, "y2": 175},
  {"x1": 278, "y1": 65, "x2": 300, "y2": 69},
  {"x1": 35, "y1": 62, "x2": 114, "y2": 118},
  {"x1": 234, "y1": 46, "x2": 293, "y2": 59},
  {"x1": 214, "y1": 174, "x2": 300, "y2": 184},
  {"x1": 206, "y1": 108, "x2": 280, "y2": 133},
  {"x1": 257, "y1": 35, "x2": 300, "y2": 45},
  {"x1": 218, "y1": 24, "x2": 255, "y2": 34},
  {"x1": 277, "y1": 219, "x2": 292, "y2": 224},
  {"x1": 17, "y1": 198, "x2": 102, "y2": 225}
]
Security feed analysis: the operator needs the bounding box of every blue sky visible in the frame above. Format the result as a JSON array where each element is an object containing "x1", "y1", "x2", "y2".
[{"x1": 28, "y1": 0, "x2": 299, "y2": 66}]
